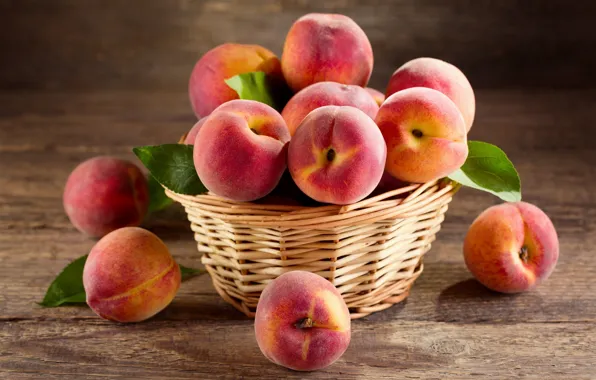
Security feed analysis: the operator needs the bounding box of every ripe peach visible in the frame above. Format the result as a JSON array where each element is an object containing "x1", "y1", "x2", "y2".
[
  {"x1": 464, "y1": 202, "x2": 559, "y2": 293},
  {"x1": 63, "y1": 157, "x2": 149, "y2": 238},
  {"x1": 194, "y1": 100, "x2": 290, "y2": 202},
  {"x1": 288, "y1": 106, "x2": 386, "y2": 205},
  {"x1": 255, "y1": 271, "x2": 351, "y2": 371},
  {"x1": 386, "y1": 57, "x2": 476, "y2": 131},
  {"x1": 365, "y1": 87, "x2": 385, "y2": 106},
  {"x1": 281, "y1": 82, "x2": 379, "y2": 136},
  {"x1": 83, "y1": 227, "x2": 181, "y2": 322},
  {"x1": 184, "y1": 117, "x2": 208, "y2": 144},
  {"x1": 189, "y1": 43, "x2": 283, "y2": 118},
  {"x1": 282, "y1": 13, "x2": 373, "y2": 92},
  {"x1": 375, "y1": 87, "x2": 468, "y2": 183}
]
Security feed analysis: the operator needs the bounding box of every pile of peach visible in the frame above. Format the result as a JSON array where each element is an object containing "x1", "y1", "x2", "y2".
[
  {"x1": 187, "y1": 13, "x2": 474, "y2": 205},
  {"x1": 56, "y1": 12, "x2": 560, "y2": 373}
]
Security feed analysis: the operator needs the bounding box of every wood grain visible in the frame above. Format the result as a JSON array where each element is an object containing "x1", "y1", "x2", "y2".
[
  {"x1": 0, "y1": 90, "x2": 595, "y2": 378},
  {"x1": 1, "y1": 320, "x2": 595, "y2": 379}
]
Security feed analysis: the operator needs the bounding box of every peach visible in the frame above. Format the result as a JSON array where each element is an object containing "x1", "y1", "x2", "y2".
[
  {"x1": 255, "y1": 271, "x2": 351, "y2": 371},
  {"x1": 463, "y1": 202, "x2": 559, "y2": 293},
  {"x1": 288, "y1": 106, "x2": 386, "y2": 205},
  {"x1": 282, "y1": 13, "x2": 373, "y2": 92},
  {"x1": 63, "y1": 157, "x2": 149, "y2": 238},
  {"x1": 83, "y1": 227, "x2": 181, "y2": 322},
  {"x1": 189, "y1": 43, "x2": 283, "y2": 118},
  {"x1": 194, "y1": 100, "x2": 290, "y2": 201},
  {"x1": 281, "y1": 82, "x2": 379, "y2": 136},
  {"x1": 386, "y1": 57, "x2": 475, "y2": 131},
  {"x1": 365, "y1": 87, "x2": 385, "y2": 106},
  {"x1": 184, "y1": 117, "x2": 208, "y2": 144},
  {"x1": 375, "y1": 87, "x2": 468, "y2": 183}
]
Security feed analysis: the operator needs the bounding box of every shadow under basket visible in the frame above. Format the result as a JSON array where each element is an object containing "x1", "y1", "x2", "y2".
[{"x1": 165, "y1": 180, "x2": 457, "y2": 319}]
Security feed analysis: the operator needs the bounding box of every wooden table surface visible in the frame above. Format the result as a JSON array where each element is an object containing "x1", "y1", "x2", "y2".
[
  {"x1": 2, "y1": 1, "x2": 596, "y2": 379},
  {"x1": 1, "y1": 89, "x2": 595, "y2": 379}
]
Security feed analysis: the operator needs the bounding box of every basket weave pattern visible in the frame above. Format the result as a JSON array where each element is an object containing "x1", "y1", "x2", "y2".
[{"x1": 166, "y1": 180, "x2": 457, "y2": 319}]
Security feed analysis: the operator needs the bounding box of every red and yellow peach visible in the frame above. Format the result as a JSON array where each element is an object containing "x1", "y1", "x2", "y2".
[
  {"x1": 375, "y1": 87, "x2": 468, "y2": 183},
  {"x1": 63, "y1": 157, "x2": 149, "y2": 238},
  {"x1": 365, "y1": 87, "x2": 385, "y2": 106},
  {"x1": 288, "y1": 105, "x2": 386, "y2": 205},
  {"x1": 194, "y1": 100, "x2": 291, "y2": 201},
  {"x1": 83, "y1": 227, "x2": 181, "y2": 322},
  {"x1": 184, "y1": 117, "x2": 208, "y2": 144},
  {"x1": 282, "y1": 13, "x2": 373, "y2": 92},
  {"x1": 189, "y1": 43, "x2": 283, "y2": 118},
  {"x1": 386, "y1": 57, "x2": 475, "y2": 131},
  {"x1": 255, "y1": 271, "x2": 351, "y2": 371},
  {"x1": 463, "y1": 202, "x2": 559, "y2": 293},
  {"x1": 281, "y1": 82, "x2": 379, "y2": 136}
]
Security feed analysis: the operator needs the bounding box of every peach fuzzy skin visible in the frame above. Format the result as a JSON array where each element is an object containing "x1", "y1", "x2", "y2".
[
  {"x1": 365, "y1": 87, "x2": 385, "y2": 106},
  {"x1": 83, "y1": 227, "x2": 181, "y2": 322},
  {"x1": 184, "y1": 117, "x2": 208, "y2": 144},
  {"x1": 463, "y1": 202, "x2": 559, "y2": 293},
  {"x1": 255, "y1": 271, "x2": 351, "y2": 371},
  {"x1": 282, "y1": 13, "x2": 373, "y2": 92},
  {"x1": 188, "y1": 43, "x2": 283, "y2": 118},
  {"x1": 63, "y1": 157, "x2": 149, "y2": 238},
  {"x1": 194, "y1": 100, "x2": 291, "y2": 202},
  {"x1": 386, "y1": 57, "x2": 476, "y2": 131},
  {"x1": 288, "y1": 106, "x2": 386, "y2": 205},
  {"x1": 281, "y1": 82, "x2": 379, "y2": 136},
  {"x1": 375, "y1": 87, "x2": 468, "y2": 183}
]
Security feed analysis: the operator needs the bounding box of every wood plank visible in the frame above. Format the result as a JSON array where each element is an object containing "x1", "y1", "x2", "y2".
[
  {"x1": 1, "y1": 1, "x2": 596, "y2": 91},
  {"x1": 1, "y1": 89, "x2": 595, "y2": 377},
  {"x1": 1, "y1": 320, "x2": 594, "y2": 379}
]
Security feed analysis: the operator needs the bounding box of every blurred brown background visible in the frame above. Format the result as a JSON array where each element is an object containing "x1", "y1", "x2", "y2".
[{"x1": 2, "y1": 0, "x2": 596, "y2": 92}]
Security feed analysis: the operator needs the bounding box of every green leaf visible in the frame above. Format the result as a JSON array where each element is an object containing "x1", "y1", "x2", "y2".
[
  {"x1": 179, "y1": 265, "x2": 205, "y2": 281},
  {"x1": 133, "y1": 144, "x2": 207, "y2": 195},
  {"x1": 40, "y1": 255, "x2": 205, "y2": 308},
  {"x1": 448, "y1": 141, "x2": 521, "y2": 202},
  {"x1": 225, "y1": 71, "x2": 281, "y2": 110},
  {"x1": 39, "y1": 255, "x2": 88, "y2": 307},
  {"x1": 148, "y1": 174, "x2": 173, "y2": 213}
]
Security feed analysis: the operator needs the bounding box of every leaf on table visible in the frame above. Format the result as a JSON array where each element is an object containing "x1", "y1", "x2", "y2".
[
  {"x1": 133, "y1": 144, "x2": 207, "y2": 195},
  {"x1": 39, "y1": 255, "x2": 88, "y2": 307},
  {"x1": 179, "y1": 265, "x2": 205, "y2": 281},
  {"x1": 39, "y1": 255, "x2": 205, "y2": 308},
  {"x1": 448, "y1": 140, "x2": 522, "y2": 202}
]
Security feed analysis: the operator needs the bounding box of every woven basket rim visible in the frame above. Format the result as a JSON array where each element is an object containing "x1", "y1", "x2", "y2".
[{"x1": 164, "y1": 179, "x2": 459, "y2": 229}]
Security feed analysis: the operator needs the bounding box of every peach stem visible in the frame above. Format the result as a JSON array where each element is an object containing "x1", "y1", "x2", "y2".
[
  {"x1": 326, "y1": 149, "x2": 336, "y2": 162},
  {"x1": 295, "y1": 317, "x2": 314, "y2": 329},
  {"x1": 519, "y1": 245, "x2": 529, "y2": 262}
]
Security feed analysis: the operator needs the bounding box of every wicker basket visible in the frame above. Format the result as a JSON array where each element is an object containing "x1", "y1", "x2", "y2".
[{"x1": 165, "y1": 178, "x2": 458, "y2": 319}]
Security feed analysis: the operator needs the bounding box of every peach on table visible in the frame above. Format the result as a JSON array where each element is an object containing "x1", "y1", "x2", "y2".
[
  {"x1": 464, "y1": 202, "x2": 559, "y2": 293},
  {"x1": 83, "y1": 227, "x2": 181, "y2": 323},
  {"x1": 255, "y1": 271, "x2": 351, "y2": 371}
]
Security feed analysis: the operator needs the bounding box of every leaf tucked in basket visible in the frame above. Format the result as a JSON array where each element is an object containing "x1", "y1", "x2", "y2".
[
  {"x1": 225, "y1": 71, "x2": 292, "y2": 112},
  {"x1": 40, "y1": 255, "x2": 205, "y2": 308},
  {"x1": 133, "y1": 144, "x2": 207, "y2": 195},
  {"x1": 147, "y1": 174, "x2": 174, "y2": 213},
  {"x1": 448, "y1": 140, "x2": 521, "y2": 202}
]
